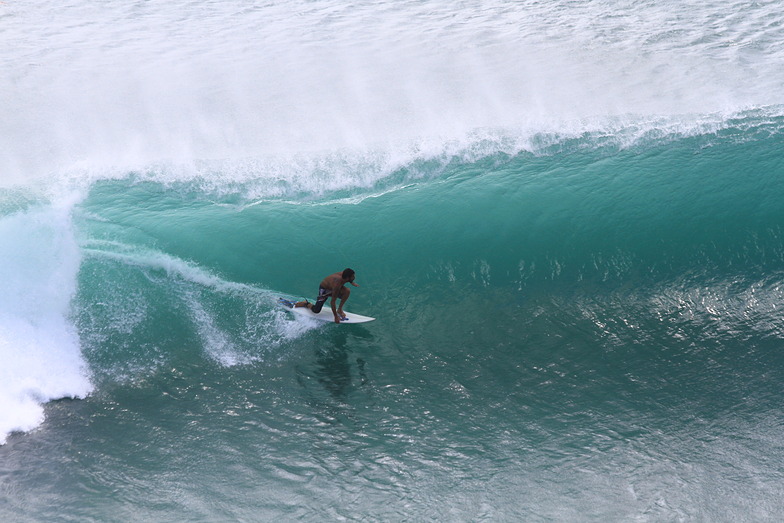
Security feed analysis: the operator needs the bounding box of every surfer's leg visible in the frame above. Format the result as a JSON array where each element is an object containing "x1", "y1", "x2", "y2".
[
  {"x1": 336, "y1": 287, "x2": 350, "y2": 316},
  {"x1": 311, "y1": 294, "x2": 330, "y2": 313}
]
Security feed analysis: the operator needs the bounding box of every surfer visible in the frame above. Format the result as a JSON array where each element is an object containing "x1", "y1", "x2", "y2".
[{"x1": 295, "y1": 268, "x2": 360, "y2": 323}]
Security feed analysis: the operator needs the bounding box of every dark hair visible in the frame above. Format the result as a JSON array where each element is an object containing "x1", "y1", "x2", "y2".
[{"x1": 342, "y1": 268, "x2": 355, "y2": 280}]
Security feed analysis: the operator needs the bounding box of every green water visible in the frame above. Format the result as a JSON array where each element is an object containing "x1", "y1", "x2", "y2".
[
  {"x1": 4, "y1": 126, "x2": 782, "y2": 520},
  {"x1": 2, "y1": 0, "x2": 784, "y2": 512}
]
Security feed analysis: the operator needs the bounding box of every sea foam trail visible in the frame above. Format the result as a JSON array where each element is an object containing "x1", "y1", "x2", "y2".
[{"x1": 0, "y1": 202, "x2": 92, "y2": 444}]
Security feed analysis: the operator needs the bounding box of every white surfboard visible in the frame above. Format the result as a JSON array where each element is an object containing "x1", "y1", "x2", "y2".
[{"x1": 278, "y1": 298, "x2": 375, "y2": 324}]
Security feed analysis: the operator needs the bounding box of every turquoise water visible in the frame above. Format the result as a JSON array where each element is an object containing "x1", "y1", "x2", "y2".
[{"x1": 3, "y1": 1, "x2": 784, "y2": 520}]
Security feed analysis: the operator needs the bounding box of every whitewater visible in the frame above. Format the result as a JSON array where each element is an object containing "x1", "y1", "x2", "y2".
[{"x1": 2, "y1": 0, "x2": 784, "y2": 520}]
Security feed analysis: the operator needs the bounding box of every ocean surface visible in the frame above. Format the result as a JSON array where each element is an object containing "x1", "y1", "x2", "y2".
[{"x1": 2, "y1": 0, "x2": 784, "y2": 520}]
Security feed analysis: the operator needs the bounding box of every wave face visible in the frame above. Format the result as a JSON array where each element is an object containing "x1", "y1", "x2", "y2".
[{"x1": 2, "y1": 0, "x2": 784, "y2": 520}]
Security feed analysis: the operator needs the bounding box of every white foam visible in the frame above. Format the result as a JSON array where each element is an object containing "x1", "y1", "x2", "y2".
[
  {"x1": 2, "y1": 0, "x2": 783, "y2": 186},
  {"x1": 82, "y1": 241, "x2": 321, "y2": 362},
  {"x1": 0, "y1": 203, "x2": 92, "y2": 444},
  {"x1": 183, "y1": 290, "x2": 249, "y2": 367},
  {"x1": 82, "y1": 240, "x2": 267, "y2": 295}
]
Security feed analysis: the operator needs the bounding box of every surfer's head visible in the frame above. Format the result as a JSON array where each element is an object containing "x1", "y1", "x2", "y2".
[{"x1": 342, "y1": 268, "x2": 355, "y2": 281}]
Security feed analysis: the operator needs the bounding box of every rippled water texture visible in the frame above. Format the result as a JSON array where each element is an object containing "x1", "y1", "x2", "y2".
[{"x1": 1, "y1": 1, "x2": 784, "y2": 520}]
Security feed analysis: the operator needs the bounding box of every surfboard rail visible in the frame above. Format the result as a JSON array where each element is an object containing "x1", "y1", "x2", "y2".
[{"x1": 278, "y1": 297, "x2": 375, "y2": 323}]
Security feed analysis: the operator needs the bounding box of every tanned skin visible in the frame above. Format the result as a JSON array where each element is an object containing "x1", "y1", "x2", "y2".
[{"x1": 295, "y1": 271, "x2": 360, "y2": 323}]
